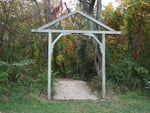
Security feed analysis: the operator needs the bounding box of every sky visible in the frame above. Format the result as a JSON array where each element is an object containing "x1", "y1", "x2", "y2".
[
  {"x1": 102, "y1": 0, "x2": 121, "y2": 8},
  {"x1": 63, "y1": 0, "x2": 78, "y2": 11},
  {"x1": 35, "y1": 0, "x2": 121, "y2": 10},
  {"x1": 62, "y1": 0, "x2": 121, "y2": 11}
]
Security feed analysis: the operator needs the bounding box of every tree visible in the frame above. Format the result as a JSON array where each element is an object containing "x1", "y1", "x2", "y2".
[
  {"x1": 79, "y1": 0, "x2": 103, "y2": 78},
  {"x1": 124, "y1": 0, "x2": 150, "y2": 68}
]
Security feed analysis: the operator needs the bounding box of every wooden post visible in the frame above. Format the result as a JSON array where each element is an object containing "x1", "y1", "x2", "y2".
[
  {"x1": 102, "y1": 33, "x2": 106, "y2": 99},
  {"x1": 48, "y1": 32, "x2": 52, "y2": 100}
]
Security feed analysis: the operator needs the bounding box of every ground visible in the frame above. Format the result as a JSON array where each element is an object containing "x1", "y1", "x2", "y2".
[
  {"x1": 0, "y1": 91, "x2": 150, "y2": 113},
  {"x1": 0, "y1": 79, "x2": 149, "y2": 113},
  {"x1": 53, "y1": 78, "x2": 98, "y2": 100}
]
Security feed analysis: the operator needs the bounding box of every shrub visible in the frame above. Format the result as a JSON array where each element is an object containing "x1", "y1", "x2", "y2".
[
  {"x1": 0, "y1": 59, "x2": 59, "y2": 100},
  {"x1": 107, "y1": 56, "x2": 149, "y2": 91}
]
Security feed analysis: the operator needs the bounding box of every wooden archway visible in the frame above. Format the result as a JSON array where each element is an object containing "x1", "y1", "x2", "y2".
[{"x1": 32, "y1": 10, "x2": 121, "y2": 99}]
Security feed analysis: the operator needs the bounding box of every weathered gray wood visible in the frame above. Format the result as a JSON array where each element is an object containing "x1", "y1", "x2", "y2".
[
  {"x1": 48, "y1": 32, "x2": 52, "y2": 100},
  {"x1": 52, "y1": 33, "x2": 71, "y2": 47},
  {"x1": 102, "y1": 33, "x2": 106, "y2": 99},
  {"x1": 37, "y1": 10, "x2": 115, "y2": 31},
  {"x1": 32, "y1": 29, "x2": 121, "y2": 34},
  {"x1": 32, "y1": 10, "x2": 121, "y2": 99}
]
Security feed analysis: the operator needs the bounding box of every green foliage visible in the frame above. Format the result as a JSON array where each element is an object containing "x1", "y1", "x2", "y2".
[
  {"x1": 0, "y1": 72, "x2": 9, "y2": 95},
  {"x1": 52, "y1": 34, "x2": 96, "y2": 81},
  {"x1": 102, "y1": 0, "x2": 150, "y2": 92},
  {"x1": 107, "y1": 53, "x2": 149, "y2": 91},
  {"x1": 121, "y1": 0, "x2": 150, "y2": 89},
  {"x1": 0, "y1": 59, "x2": 56, "y2": 98},
  {"x1": 0, "y1": 0, "x2": 149, "y2": 99},
  {"x1": 51, "y1": 71, "x2": 59, "y2": 96},
  {"x1": 102, "y1": 3, "x2": 124, "y2": 31},
  {"x1": 124, "y1": 0, "x2": 150, "y2": 68},
  {"x1": 0, "y1": 0, "x2": 51, "y2": 98}
]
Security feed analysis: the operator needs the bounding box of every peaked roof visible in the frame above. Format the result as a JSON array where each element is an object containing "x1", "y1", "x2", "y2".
[{"x1": 32, "y1": 10, "x2": 121, "y2": 34}]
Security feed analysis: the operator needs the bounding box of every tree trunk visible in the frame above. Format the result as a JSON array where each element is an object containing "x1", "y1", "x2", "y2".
[
  {"x1": 43, "y1": 0, "x2": 52, "y2": 23},
  {"x1": 79, "y1": 0, "x2": 102, "y2": 78},
  {"x1": 94, "y1": 0, "x2": 102, "y2": 78},
  {"x1": 42, "y1": 0, "x2": 52, "y2": 64},
  {"x1": 33, "y1": 0, "x2": 42, "y2": 22}
]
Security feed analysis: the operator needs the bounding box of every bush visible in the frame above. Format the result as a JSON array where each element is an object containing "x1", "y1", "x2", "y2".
[
  {"x1": 107, "y1": 56, "x2": 149, "y2": 91},
  {"x1": 0, "y1": 60, "x2": 47, "y2": 98}
]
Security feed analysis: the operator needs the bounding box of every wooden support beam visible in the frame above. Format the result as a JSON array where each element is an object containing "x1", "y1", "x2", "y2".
[
  {"x1": 102, "y1": 33, "x2": 106, "y2": 99},
  {"x1": 48, "y1": 32, "x2": 52, "y2": 100}
]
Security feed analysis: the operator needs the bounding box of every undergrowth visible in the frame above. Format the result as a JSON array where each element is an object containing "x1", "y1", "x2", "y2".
[{"x1": 0, "y1": 59, "x2": 58, "y2": 101}]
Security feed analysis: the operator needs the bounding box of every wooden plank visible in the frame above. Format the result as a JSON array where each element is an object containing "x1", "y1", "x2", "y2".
[{"x1": 32, "y1": 29, "x2": 121, "y2": 34}]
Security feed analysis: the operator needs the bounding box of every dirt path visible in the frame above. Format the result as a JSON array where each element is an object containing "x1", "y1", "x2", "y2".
[{"x1": 53, "y1": 79, "x2": 98, "y2": 100}]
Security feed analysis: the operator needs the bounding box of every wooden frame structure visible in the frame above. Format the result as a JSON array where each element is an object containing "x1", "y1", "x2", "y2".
[{"x1": 32, "y1": 10, "x2": 121, "y2": 100}]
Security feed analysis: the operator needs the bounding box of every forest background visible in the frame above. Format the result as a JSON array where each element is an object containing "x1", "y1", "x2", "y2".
[{"x1": 0, "y1": 0, "x2": 149, "y2": 99}]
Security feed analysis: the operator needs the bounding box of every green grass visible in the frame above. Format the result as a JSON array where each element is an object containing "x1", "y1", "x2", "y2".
[{"x1": 0, "y1": 91, "x2": 149, "y2": 113}]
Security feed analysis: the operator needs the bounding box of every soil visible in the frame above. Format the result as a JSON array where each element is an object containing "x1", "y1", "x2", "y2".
[{"x1": 53, "y1": 78, "x2": 99, "y2": 100}]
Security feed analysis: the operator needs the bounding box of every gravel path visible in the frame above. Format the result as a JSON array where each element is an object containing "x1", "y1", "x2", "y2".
[{"x1": 53, "y1": 79, "x2": 98, "y2": 100}]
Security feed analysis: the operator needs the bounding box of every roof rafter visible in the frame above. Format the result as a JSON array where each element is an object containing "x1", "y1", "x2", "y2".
[{"x1": 36, "y1": 10, "x2": 116, "y2": 31}]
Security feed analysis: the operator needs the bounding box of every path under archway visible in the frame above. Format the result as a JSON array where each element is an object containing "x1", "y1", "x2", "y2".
[{"x1": 53, "y1": 79, "x2": 98, "y2": 100}]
